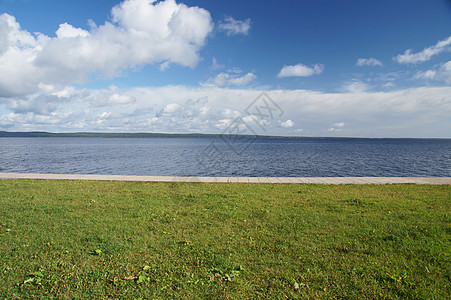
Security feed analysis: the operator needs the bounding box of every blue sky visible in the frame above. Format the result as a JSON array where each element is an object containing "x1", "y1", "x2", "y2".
[{"x1": 0, "y1": 0, "x2": 450, "y2": 137}]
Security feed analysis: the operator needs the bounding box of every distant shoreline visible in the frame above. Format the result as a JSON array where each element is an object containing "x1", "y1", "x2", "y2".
[{"x1": 0, "y1": 131, "x2": 449, "y2": 140}]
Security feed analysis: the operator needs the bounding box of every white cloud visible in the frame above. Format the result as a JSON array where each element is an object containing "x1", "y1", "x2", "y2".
[
  {"x1": 159, "y1": 61, "x2": 170, "y2": 72},
  {"x1": 204, "y1": 72, "x2": 256, "y2": 87},
  {"x1": 0, "y1": 14, "x2": 45, "y2": 97},
  {"x1": 277, "y1": 63, "x2": 324, "y2": 78},
  {"x1": 415, "y1": 61, "x2": 451, "y2": 84},
  {"x1": 438, "y1": 61, "x2": 451, "y2": 83},
  {"x1": 0, "y1": 13, "x2": 38, "y2": 54},
  {"x1": 383, "y1": 82, "x2": 395, "y2": 88},
  {"x1": 356, "y1": 57, "x2": 383, "y2": 67},
  {"x1": 218, "y1": 17, "x2": 251, "y2": 36},
  {"x1": 8, "y1": 96, "x2": 59, "y2": 115},
  {"x1": 161, "y1": 103, "x2": 181, "y2": 115},
  {"x1": 211, "y1": 57, "x2": 224, "y2": 70},
  {"x1": 395, "y1": 36, "x2": 451, "y2": 64},
  {"x1": 280, "y1": 119, "x2": 294, "y2": 128},
  {"x1": 342, "y1": 80, "x2": 369, "y2": 93},
  {"x1": 222, "y1": 108, "x2": 241, "y2": 119},
  {"x1": 215, "y1": 119, "x2": 233, "y2": 130},
  {"x1": 0, "y1": 0, "x2": 213, "y2": 98},
  {"x1": 328, "y1": 123, "x2": 345, "y2": 133},
  {"x1": 2, "y1": 85, "x2": 450, "y2": 137},
  {"x1": 56, "y1": 23, "x2": 90, "y2": 38},
  {"x1": 415, "y1": 70, "x2": 437, "y2": 80},
  {"x1": 108, "y1": 93, "x2": 135, "y2": 105},
  {"x1": 227, "y1": 73, "x2": 257, "y2": 86}
]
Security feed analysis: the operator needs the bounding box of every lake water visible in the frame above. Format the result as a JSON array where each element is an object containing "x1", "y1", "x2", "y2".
[{"x1": 0, "y1": 137, "x2": 450, "y2": 177}]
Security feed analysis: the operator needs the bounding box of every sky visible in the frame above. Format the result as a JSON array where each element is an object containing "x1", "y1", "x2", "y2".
[{"x1": 0, "y1": 0, "x2": 450, "y2": 138}]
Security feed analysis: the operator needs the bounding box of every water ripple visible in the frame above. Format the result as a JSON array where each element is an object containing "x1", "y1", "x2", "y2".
[{"x1": 0, "y1": 137, "x2": 449, "y2": 177}]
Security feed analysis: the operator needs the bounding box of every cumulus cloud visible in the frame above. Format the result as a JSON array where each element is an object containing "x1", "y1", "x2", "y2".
[
  {"x1": 160, "y1": 103, "x2": 181, "y2": 116},
  {"x1": 395, "y1": 36, "x2": 451, "y2": 64},
  {"x1": 218, "y1": 17, "x2": 251, "y2": 36},
  {"x1": 56, "y1": 23, "x2": 90, "y2": 38},
  {"x1": 328, "y1": 122, "x2": 345, "y2": 132},
  {"x1": 203, "y1": 72, "x2": 256, "y2": 87},
  {"x1": 356, "y1": 57, "x2": 383, "y2": 67},
  {"x1": 215, "y1": 119, "x2": 233, "y2": 130},
  {"x1": 0, "y1": 0, "x2": 213, "y2": 98},
  {"x1": 277, "y1": 63, "x2": 324, "y2": 78},
  {"x1": 0, "y1": 85, "x2": 87, "y2": 132},
  {"x1": 8, "y1": 95, "x2": 60, "y2": 115},
  {"x1": 280, "y1": 119, "x2": 294, "y2": 128},
  {"x1": 0, "y1": 14, "x2": 45, "y2": 97}
]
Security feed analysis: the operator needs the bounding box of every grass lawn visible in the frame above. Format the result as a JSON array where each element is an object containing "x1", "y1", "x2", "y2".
[{"x1": 0, "y1": 180, "x2": 450, "y2": 299}]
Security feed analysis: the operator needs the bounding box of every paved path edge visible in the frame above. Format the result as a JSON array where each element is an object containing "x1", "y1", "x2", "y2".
[{"x1": 0, "y1": 173, "x2": 450, "y2": 184}]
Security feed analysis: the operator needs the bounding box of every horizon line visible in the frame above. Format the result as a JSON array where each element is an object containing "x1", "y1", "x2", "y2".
[{"x1": 0, "y1": 130, "x2": 450, "y2": 140}]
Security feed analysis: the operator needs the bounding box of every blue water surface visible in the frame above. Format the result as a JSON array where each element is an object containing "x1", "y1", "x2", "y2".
[{"x1": 0, "y1": 137, "x2": 449, "y2": 177}]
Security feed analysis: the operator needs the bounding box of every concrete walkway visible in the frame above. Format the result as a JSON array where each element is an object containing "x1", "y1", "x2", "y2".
[{"x1": 0, "y1": 173, "x2": 450, "y2": 184}]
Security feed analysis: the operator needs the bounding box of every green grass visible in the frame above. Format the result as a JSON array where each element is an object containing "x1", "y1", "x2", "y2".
[{"x1": 0, "y1": 180, "x2": 449, "y2": 299}]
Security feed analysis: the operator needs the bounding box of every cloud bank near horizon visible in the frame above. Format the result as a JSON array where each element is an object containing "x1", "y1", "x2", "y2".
[{"x1": 1, "y1": 85, "x2": 450, "y2": 138}]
